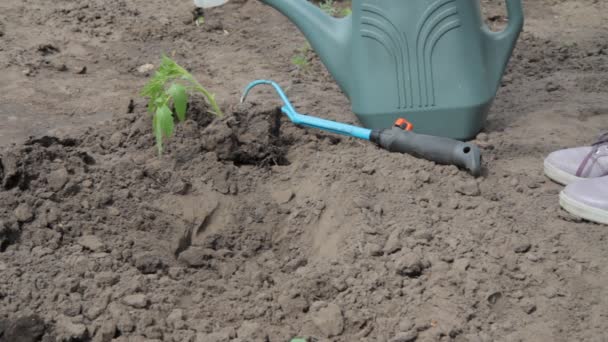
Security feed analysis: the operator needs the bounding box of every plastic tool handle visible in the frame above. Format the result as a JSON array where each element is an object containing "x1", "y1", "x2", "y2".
[{"x1": 371, "y1": 127, "x2": 482, "y2": 177}]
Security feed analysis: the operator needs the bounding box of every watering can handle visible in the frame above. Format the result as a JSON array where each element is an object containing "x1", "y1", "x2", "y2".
[{"x1": 484, "y1": 0, "x2": 524, "y2": 90}]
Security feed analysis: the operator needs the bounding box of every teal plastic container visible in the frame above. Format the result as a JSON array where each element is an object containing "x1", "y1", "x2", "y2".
[{"x1": 260, "y1": 0, "x2": 524, "y2": 140}]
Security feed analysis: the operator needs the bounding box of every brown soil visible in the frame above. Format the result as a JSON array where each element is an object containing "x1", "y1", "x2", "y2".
[{"x1": 1, "y1": 0, "x2": 608, "y2": 341}]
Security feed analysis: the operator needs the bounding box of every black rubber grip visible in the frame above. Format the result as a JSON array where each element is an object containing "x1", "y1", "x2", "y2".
[{"x1": 371, "y1": 127, "x2": 481, "y2": 176}]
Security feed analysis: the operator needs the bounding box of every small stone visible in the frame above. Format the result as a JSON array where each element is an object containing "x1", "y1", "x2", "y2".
[
  {"x1": 361, "y1": 165, "x2": 376, "y2": 175},
  {"x1": 384, "y1": 228, "x2": 402, "y2": 254},
  {"x1": 521, "y1": 301, "x2": 537, "y2": 314},
  {"x1": 109, "y1": 132, "x2": 124, "y2": 147},
  {"x1": 48, "y1": 167, "x2": 69, "y2": 191},
  {"x1": 513, "y1": 241, "x2": 532, "y2": 254},
  {"x1": 96, "y1": 319, "x2": 117, "y2": 342},
  {"x1": 168, "y1": 267, "x2": 185, "y2": 280},
  {"x1": 311, "y1": 302, "x2": 344, "y2": 338},
  {"x1": 373, "y1": 204, "x2": 383, "y2": 215},
  {"x1": 545, "y1": 82, "x2": 560, "y2": 92},
  {"x1": 543, "y1": 286, "x2": 561, "y2": 299},
  {"x1": 476, "y1": 133, "x2": 489, "y2": 142},
  {"x1": 331, "y1": 278, "x2": 348, "y2": 292},
  {"x1": 14, "y1": 203, "x2": 34, "y2": 222},
  {"x1": 56, "y1": 315, "x2": 88, "y2": 341},
  {"x1": 455, "y1": 180, "x2": 480, "y2": 196},
  {"x1": 178, "y1": 247, "x2": 215, "y2": 268},
  {"x1": 77, "y1": 235, "x2": 105, "y2": 252},
  {"x1": 63, "y1": 302, "x2": 82, "y2": 317},
  {"x1": 527, "y1": 253, "x2": 540, "y2": 262},
  {"x1": 167, "y1": 309, "x2": 184, "y2": 329},
  {"x1": 122, "y1": 294, "x2": 149, "y2": 309},
  {"x1": 390, "y1": 330, "x2": 418, "y2": 342},
  {"x1": 170, "y1": 179, "x2": 191, "y2": 195},
  {"x1": 453, "y1": 258, "x2": 470, "y2": 272},
  {"x1": 236, "y1": 321, "x2": 264, "y2": 340},
  {"x1": 440, "y1": 254, "x2": 455, "y2": 263},
  {"x1": 134, "y1": 253, "x2": 164, "y2": 274},
  {"x1": 413, "y1": 231, "x2": 433, "y2": 242},
  {"x1": 366, "y1": 243, "x2": 383, "y2": 256},
  {"x1": 95, "y1": 272, "x2": 120, "y2": 287},
  {"x1": 171, "y1": 330, "x2": 196, "y2": 342},
  {"x1": 86, "y1": 306, "x2": 104, "y2": 321},
  {"x1": 272, "y1": 189, "x2": 294, "y2": 204},
  {"x1": 196, "y1": 331, "x2": 232, "y2": 342},
  {"x1": 448, "y1": 198, "x2": 460, "y2": 209},
  {"x1": 76, "y1": 66, "x2": 87, "y2": 75},
  {"x1": 398, "y1": 319, "x2": 415, "y2": 332},
  {"x1": 144, "y1": 326, "x2": 163, "y2": 339},
  {"x1": 487, "y1": 291, "x2": 502, "y2": 305},
  {"x1": 416, "y1": 171, "x2": 430, "y2": 183},
  {"x1": 353, "y1": 195, "x2": 372, "y2": 209},
  {"x1": 511, "y1": 291, "x2": 524, "y2": 299},
  {"x1": 137, "y1": 64, "x2": 155, "y2": 73},
  {"x1": 396, "y1": 252, "x2": 425, "y2": 277}
]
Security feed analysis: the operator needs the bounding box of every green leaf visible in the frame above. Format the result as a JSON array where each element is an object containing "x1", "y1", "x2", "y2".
[
  {"x1": 157, "y1": 105, "x2": 174, "y2": 138},
  {"x1": 154, "y1": 105, "x2": 174, "y2": 155},
  {"x1": 153, "y1": 113, "x2": 163, "y2": 155},
  {"x1": 168, "y1": 83, "x2": 188, "y2": 122}
]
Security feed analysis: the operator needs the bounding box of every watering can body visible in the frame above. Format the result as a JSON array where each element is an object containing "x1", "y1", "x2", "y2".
[{"x1": 260, "y1": 0, "x2": 524, "y2": 140}]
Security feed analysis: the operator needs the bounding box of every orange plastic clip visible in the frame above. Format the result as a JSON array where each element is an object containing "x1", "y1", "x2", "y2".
[{"x1": 394, "y1": 118, "x2": 413, "y2": 131}]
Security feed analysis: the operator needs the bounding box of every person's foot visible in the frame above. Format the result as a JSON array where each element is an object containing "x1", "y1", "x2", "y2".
[
  {"x1": 544, "y1": 133, "x2": 608, "y2": 185},
  {"x1": 560, "y1": 175, "x2": 608, "y2": 225}
]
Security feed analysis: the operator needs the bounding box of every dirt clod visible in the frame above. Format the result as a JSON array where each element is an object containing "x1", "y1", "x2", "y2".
[
  {"x1": 48, "y1": 167, "x2": 69, "y2": 191},
  {"x1": 396, "y1": 252, "x2": 426, "y2": 278},
  {"x1": 76, "y1": 235, "x2": 105, "y2": 252},
  {"x1": 55, "y1": 315, "x2": 88, "y2": 341},
  {"x1": 513, "y1": 241, "x2": 532, "y2": 253},
  {"x1": 95, "y1": 319, "x2": 117, "y2": 342},
  {"x1": 1, "y1": 315, "x2": 46, "y2": 342},
  {"x1": 13, "y1": 203, "x2": 34, "y2": 223},
  {"x1": 122, "y1": 294, "x2": 149, "y2": 309},
  {"x1": 389, "y1": 330, "x2": 419, "y2": 342},
  {"x1": 134, "y1": 253, "x2": 164, "y2": 274},
  {"x1": 311, "y1": 302, "x2": 344, "y2": 338},
  {"x1": 177, "y1": 247, "x2": 215, "y2": 268},
  {"x1": 455, "y1": 179, "x2": 481, "y2": 196}
]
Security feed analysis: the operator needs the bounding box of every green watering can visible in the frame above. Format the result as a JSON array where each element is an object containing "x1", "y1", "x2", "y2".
[{"x1": 260, "y1": 0, "x2": 524, "y2": 140}]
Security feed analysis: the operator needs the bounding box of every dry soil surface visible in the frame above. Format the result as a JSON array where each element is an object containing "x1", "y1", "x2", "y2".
[{"x1": 1, "y1": 0, "x2": 608, "y2": 341}]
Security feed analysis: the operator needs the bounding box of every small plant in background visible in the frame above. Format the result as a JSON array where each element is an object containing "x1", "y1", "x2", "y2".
[
  {"x1": 141, "y1": 55, "x2": 223, "y2": 155},
  {"x1": 340, "y1": 6, "x2": 352, "y2": 17},
  {"x1": 293, "y1": 1, "x2": 351, "y2": 70},
  {"x1": 292, "y1": 43, "x2": 312, "y2": 71},
  {"x1": 320, "y1": 0, "x2": 351, "y2": 18},
  {"x1": 320, "y1": 0, "x2": 338, "y2": 16}
]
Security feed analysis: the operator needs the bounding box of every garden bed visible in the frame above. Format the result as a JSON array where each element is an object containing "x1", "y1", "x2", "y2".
[{"x1": 1, "y1": 0, "x2": 608, "y2": 341}]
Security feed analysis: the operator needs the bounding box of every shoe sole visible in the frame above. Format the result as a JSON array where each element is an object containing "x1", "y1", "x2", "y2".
[
  {"x1": 560, "y1": 191, "x2": 608, "y2": 225},
  {"x1": 544, "y1": 159, "x2": 584, "y2": 185}
]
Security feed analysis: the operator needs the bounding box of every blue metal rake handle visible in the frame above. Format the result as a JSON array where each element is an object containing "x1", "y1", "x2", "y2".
[
  {"x1": 240, "y1": 80, "x2": 372, "y2": 140},
  {"x1": 240, "y1": 80, "x2": 482, "y2": 177}
]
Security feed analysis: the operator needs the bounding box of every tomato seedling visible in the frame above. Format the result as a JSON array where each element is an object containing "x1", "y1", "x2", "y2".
[{"x1": 141, "y1": 55, "x2": 223, "y2": 155}]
